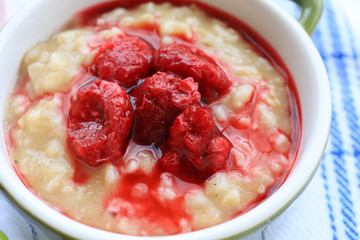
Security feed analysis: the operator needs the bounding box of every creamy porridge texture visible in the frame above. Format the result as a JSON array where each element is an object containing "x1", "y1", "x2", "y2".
[{"x1": 5, "y1": 1, "x2": 300, "y2": 236}]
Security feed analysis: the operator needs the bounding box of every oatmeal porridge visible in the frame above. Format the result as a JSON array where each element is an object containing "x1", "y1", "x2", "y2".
[{"x1": 4, "y1": 0, "x2": 301, "y2": 236}]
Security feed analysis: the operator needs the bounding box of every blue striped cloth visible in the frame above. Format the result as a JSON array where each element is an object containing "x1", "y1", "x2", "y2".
[
  {"x1": 1, "y1": 0, "x2": 360, "y2": 239},
  {"x1": 315, "y1": 4, "x2": 360, "y2": 240}
]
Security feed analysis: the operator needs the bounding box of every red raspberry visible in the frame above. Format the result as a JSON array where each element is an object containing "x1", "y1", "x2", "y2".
[
  {"x1": 202, "y1": 137, "x2": 231, "y2": 175},
  {"x1": 158, "y1": 151, "x2": 180, "y2": 173},
  {"x1": 130, "y1": 72, "x2": 201, "y2": 146},
  {"x1": 153, "y1": 43, "x2": 231, "y2": 102},
  {"x1": 90, "y1": 36, "x2": 153, "y2": 88},
  {"x1": 161, "y1": 105, "x2": 231, "y2": 177},
  {"x1": 168, "y1": 105, "x2": 215, "y2": 155},
  {"x1": 68, "y1": 79, "x2": 133, "y2": 166}
]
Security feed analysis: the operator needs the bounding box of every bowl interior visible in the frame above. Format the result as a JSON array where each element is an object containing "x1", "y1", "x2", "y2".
[{"x1": 0, "y1": 0, "x2": 330, "y2": 239}]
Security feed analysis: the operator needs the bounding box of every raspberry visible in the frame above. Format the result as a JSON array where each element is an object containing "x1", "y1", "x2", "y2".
[
  {"x1": 161, "y1": 105, "x2": 231, "y2": 177},
  {"x1": 168, "y1": 105, "x2": 215, "y2": 155},
  {"x1": 202, "y1": 137, "x2": 231, "y2": 174},
  {"x1": 153, "y1": 43, "x2": 231, "y2": 102},
  {"x1": 68, "y1": 79, "x2": 133, "y2": 166},
  {"x1": 158, "y1": 151, "x2": 180, "y2": 173},
  {"x1": 90, "y1": 36, "x2": 153, "y2": 88},
  {"x1": 130, "y1": 72, "x2": 201, "y2": 146}
]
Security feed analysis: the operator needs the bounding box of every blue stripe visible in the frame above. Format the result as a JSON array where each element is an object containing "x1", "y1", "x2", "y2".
[
  {"x1": 312, "y1": 25, "x2": 338, "y2": 240},
  {"x1": 330, "y1": 113, "x2": 358, "y2": 240},
  {"x1": 337, "y1": 187, "x2": 351, "y2": 204},
  {"x1": 320, "y1": 154, "x2": 338, "y2": 239},
  {"x1": 334, "y1": 163, "x2": 348, "y2": 182},
  {"x1": 339, "y1": 197, "x2": 355, "y2": 219},
  {"x1": 343, "y1": 3, "x2": 360, "y2": 192},
  {"x1": 325, "y1": 0, "x2": 359, "y2": 238},
  {"x1": 261, "y1": 225, "x2": 268, "y2": 240},
  {"x1": 320, "y1": 52, "x2": 358, "y2": 61},
  {"x1": 28, "y1": 223, "x2": 38, "y2": 240},
  {"x1": 330, "y1": 112, "x2": 353, "y2": 238}
]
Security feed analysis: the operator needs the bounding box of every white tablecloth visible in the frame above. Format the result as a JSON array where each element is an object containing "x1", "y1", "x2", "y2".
[{"x1": 1, "y1": 0, "x2": 360, "y2": 239}]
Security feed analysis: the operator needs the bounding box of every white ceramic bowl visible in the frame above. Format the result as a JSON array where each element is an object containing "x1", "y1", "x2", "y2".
[{"x1": 0, "y1": 0, "x2": 331, "y2": 239}]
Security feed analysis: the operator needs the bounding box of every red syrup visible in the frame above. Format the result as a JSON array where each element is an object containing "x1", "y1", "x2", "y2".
[{"x1": 105, "y1": 166, "x2": 192, "y2": 234}]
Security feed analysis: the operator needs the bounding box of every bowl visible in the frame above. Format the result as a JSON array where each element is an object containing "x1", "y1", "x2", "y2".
[{"x1": 0, "y1": 0, "x2": 331, "y2": 239}]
